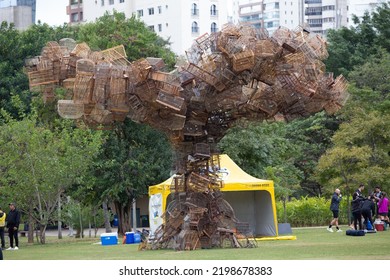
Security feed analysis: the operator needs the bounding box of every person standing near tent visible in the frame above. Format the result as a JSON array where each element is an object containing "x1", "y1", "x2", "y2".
[
  {"x1": 351, "y1": 184, "x2": 365, "y2": 230},
  {"x1": 377, "y1": 192, "x2": 389, "y2": 225},
  {"x1": 361, "y1": 196, "x2": 375, "y2": 230},
  {"x1": 327, "y1": 188, "x2": 342, "y2": 232}
]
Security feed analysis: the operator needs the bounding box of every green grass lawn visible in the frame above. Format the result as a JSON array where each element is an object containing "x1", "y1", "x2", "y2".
[{"x1": 3, "y1": 227, "x2": 390, "y2": 260}]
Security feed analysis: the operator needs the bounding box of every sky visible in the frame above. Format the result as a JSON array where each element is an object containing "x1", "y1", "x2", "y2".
[{"x1": 35, "y1": 0, "x2": 69, "y2": 26}]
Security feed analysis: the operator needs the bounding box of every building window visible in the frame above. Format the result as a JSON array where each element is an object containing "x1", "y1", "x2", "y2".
[
  {"x1": 211, "y1": 22, "x2": 218, "y2": 33},
  {"x1": 137, "y1": 9, "x2": 143, "y2": 17},
  {"x1": 80, "y1": 12, "x2": 83, "y2": 21},
  {"x1": 70, "y1": 0, "x2": 78, "y2": 4},
  {"x1": 109, "y1": 0, "x2": 114, "y2": 5},
  {"x1": 101, "y1": 0, "x2": 104, "y2": 6},
  {"x1": 191, "y1": 3, "x2": 198, "y2": 16},
  {"x1": 210, "y1": 4, "x2": 217, "y2": 16},
  {"x1": 120, "y1": 0, "x2": 125, "y2": 3},
  {"x1": 158, "y1": 24, "x2": 162, "y2": 32},
  {"x1": 192, "y1": 21, "x2": 199, "y2": 33},
  {"x1": 71, "y1": 13, "x2": 79, "y2": 22},
  {"x1": 275, "y1": 2, "x2": 279, "y2": 9},
  {"x1": 158, "y1": 6, "x2": 162, "y2": 14},
  {"x1": 148, "y1": 8, "x2": 154, "y2": 15}
]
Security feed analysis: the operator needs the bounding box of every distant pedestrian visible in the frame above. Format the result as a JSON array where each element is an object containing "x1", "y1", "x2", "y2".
[
  {"x1": 6, "y1": 202, "x2": 20, "y2": 250},
  {"x1": 371, "y1": 186, "x2": 382, "y2": 217},
  {"x1": 0, "y1": 207, "x2": 6, "y2": 249},
  {"x1": 327, "y1": 188, "x2": 342, "y2": 232},
  {"x1": 351, "y1": 184, "x2": 365, "y2": 230},
  {"x1": 377, "y1": 192, "x2": 389, "y2": 225},
  {"x1": 361, "y1": 196, "x2": 375, "y2": 230}
]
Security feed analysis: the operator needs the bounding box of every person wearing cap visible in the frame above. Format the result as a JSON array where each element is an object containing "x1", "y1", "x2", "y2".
[
  {"x1": 0, "y1": 207, "x2": 6, "y2": 249},
  {"x1": 6, "y1": 202, "x2": 20, "y2": 250}
]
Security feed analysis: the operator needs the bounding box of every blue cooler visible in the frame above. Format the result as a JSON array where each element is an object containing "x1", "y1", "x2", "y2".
[
  {"x1": 101, "y1": 232, "x2": 118, "y2": 246},
  {"x1": 134, "y1": 232, "x2": 141, "y2": 244},
  {"x1": 125, "y1": 232, "x2": 134, "y2": 244}
]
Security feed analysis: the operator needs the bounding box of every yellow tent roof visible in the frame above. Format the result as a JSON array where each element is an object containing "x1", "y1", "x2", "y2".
[{"x1": 149, "y1": 154, "x2": 273, "y2": 195}]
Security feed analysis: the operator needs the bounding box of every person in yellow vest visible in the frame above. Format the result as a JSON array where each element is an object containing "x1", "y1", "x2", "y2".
[{"x1": 0, "y1": 207, "x2": 6, "y2": 250}]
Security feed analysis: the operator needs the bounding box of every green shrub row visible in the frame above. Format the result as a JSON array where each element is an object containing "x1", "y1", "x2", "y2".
[{"x1": 276, "y1": 196, "x2": 350, "y2": 227}]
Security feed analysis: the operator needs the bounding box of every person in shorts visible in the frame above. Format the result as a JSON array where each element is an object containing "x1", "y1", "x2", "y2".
[{"x1": 327, "y1": 188, "x2": 342, "y2": 232}]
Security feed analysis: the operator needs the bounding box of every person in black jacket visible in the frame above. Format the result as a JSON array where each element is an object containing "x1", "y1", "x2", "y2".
[
  {"x1": 6, "y1": 202, "x2": 21, "y2": 250},
  {"x1": 351, "y1": 184, "x2": 365, "y2": 230},
  {"x1": 361, "y1": 196, "x2": 375, "y2": 230},
  {"x1": 327, "y1": 188, "x2": 342, "y2": 232}
]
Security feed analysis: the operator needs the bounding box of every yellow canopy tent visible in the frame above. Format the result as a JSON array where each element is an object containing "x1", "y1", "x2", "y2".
[{"x1": 149, "y1": 154, "x2": 289, "y2": 240}]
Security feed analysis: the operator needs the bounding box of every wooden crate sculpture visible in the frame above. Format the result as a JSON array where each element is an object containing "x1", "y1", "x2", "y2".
[{"x1": 25, "y1": 23, "x2": 350, "y2": 251}]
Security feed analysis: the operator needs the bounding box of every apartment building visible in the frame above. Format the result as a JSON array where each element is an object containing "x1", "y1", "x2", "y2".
[
  {"x1": 78, "y1": 0, "x2": 228, "y2": 55},
  {"x1": 0, "y1": 0, "x2": 36, "y2": 30},
  {"x1": 348, "y1": 0, "x2": 386, "y2": 25},
  {"x1": 233, "y1": 0, "x2": 305, "y2": 34},
  {"x1": 67, "y1": 0, "x2": 84, "y2": 24}
]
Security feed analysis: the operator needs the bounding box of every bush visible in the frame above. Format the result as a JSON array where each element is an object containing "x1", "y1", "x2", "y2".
[{"x1": 276, "y1": 196, "x2": 349, "y2": 227}]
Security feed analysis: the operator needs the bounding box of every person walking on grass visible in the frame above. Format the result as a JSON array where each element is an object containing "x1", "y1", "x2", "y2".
[
  {"x1": 327, "y1": 188, "x2": 342, "y2": 232},
  {"x1": 6, "y1": 202, "x2": 20, "y2": 251}
]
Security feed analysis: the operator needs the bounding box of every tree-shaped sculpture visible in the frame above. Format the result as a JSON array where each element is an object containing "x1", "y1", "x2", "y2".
[{"x1": 25, "y1": 24, "x2": 348, "y2": 250}]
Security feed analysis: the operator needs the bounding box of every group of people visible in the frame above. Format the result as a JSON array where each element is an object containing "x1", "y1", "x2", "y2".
[
  {"x1": 327, "y1": 184, "x2": 390, "y2": 232},
  {"x1": 0, "y1": 202, "x2": 21, "y2": 256}
]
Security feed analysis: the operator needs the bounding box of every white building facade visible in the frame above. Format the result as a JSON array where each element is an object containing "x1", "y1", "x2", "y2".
[
  {"x1": 82, "y1": 0, "x2": 228, "y2": 55},
  {"x1": 232, "y1": 0, "x2": 305, "y2": 34},
  {"x1": 0, "y1": 0, "x2": 36, "y2": 30}
]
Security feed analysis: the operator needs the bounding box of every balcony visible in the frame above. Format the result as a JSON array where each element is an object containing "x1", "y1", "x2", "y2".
[{"x1": 304, "y1": 0, "x2": 322, "y2": 3}]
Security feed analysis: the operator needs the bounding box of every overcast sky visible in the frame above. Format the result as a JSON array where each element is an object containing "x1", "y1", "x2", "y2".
[{"x1": 35, "y1": 0, "x2": 69, "y2": 26}]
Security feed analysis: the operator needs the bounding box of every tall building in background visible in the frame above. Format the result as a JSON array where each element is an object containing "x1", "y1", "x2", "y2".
[
  {"x1": 67, "y1": 0, "x2": 84, "y2": 24},
  {"x1": 0, "y1": 0, "x2": 36, "y2": 30},
  {"x1": 81, "y1": 0, "x2": 228, "y2": 55},
  {"x1": 305, "y1": 0, "x2": 348, "y2": 36},
  {"x1": 233, "y1": 0, "x2": 305, "y2": 35},
  {"x1": 348, "y1": 0, "x2": 386, "y2": 26}
]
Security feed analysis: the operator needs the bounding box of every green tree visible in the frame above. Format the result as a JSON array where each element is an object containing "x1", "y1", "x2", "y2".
[
  {"x1": 0, "y1": 111, "x2": 102, "y2": 243},
  {"x1": 76, "y1": 11, "x2": 176, "y2": 67},
  {"x1": 90, "y1": 120, "x2": 173, "y2": 235},
  {"x1": 325, "y1": 2, "x2": 390, "y2": 76}
]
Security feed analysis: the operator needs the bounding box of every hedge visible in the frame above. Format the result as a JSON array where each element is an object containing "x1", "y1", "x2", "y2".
[{"x1": 276, "y1": 196, "x2": 350, "y2": 227}]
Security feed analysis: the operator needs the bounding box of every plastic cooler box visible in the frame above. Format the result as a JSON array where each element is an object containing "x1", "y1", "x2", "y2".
[
  {"x1": 375, "y1": 223, "x2": 385, "y2": 231},
  {"x1": 125, "y1": 232, "x2": 134, "y2": 244},
  {"x1": 125, "y1": 232, "x2": 142, "y2": 244},
  {"x1": 100, "y1": 232, "x2": 118, "y2": 246}
]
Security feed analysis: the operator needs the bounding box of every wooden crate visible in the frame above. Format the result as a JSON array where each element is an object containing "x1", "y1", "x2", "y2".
[
  {"x1": 156, "y1": 91, "x2": 185, "y2": 111},
  {"x1": 28, "y1": 69, "x2": 57, "y2": 90},
  {"x1": 57, "y1": 100, "x2": 84, "y2": 119}
]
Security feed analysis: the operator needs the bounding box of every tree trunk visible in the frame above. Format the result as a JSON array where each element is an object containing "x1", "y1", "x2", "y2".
[
  {"x1": 114, "y1": 201, "x2": 131, "y2": 236},
  {"x1": 27, "y1": 205, "x2": 34, "y2": 244},
  {"x1": 39, "y1": 224, "x2": 47, "y2": 244},
  {"x1": 79, "y1": 204, "x2": 83, "y2": 238},
  {"x1": 102, "y1": 201, "x2": 112, "y2": 233},
  {"x1": 58, "y1": 194, "x2": 62, "y2": 239},
  {"x1": 88, "y1": 220, "x2": 92, "y2": 238}
]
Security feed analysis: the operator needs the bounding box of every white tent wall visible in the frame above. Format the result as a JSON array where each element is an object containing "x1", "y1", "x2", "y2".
[{"x1": 223, "y1": 190, "x2": 277, "y2": 237}]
